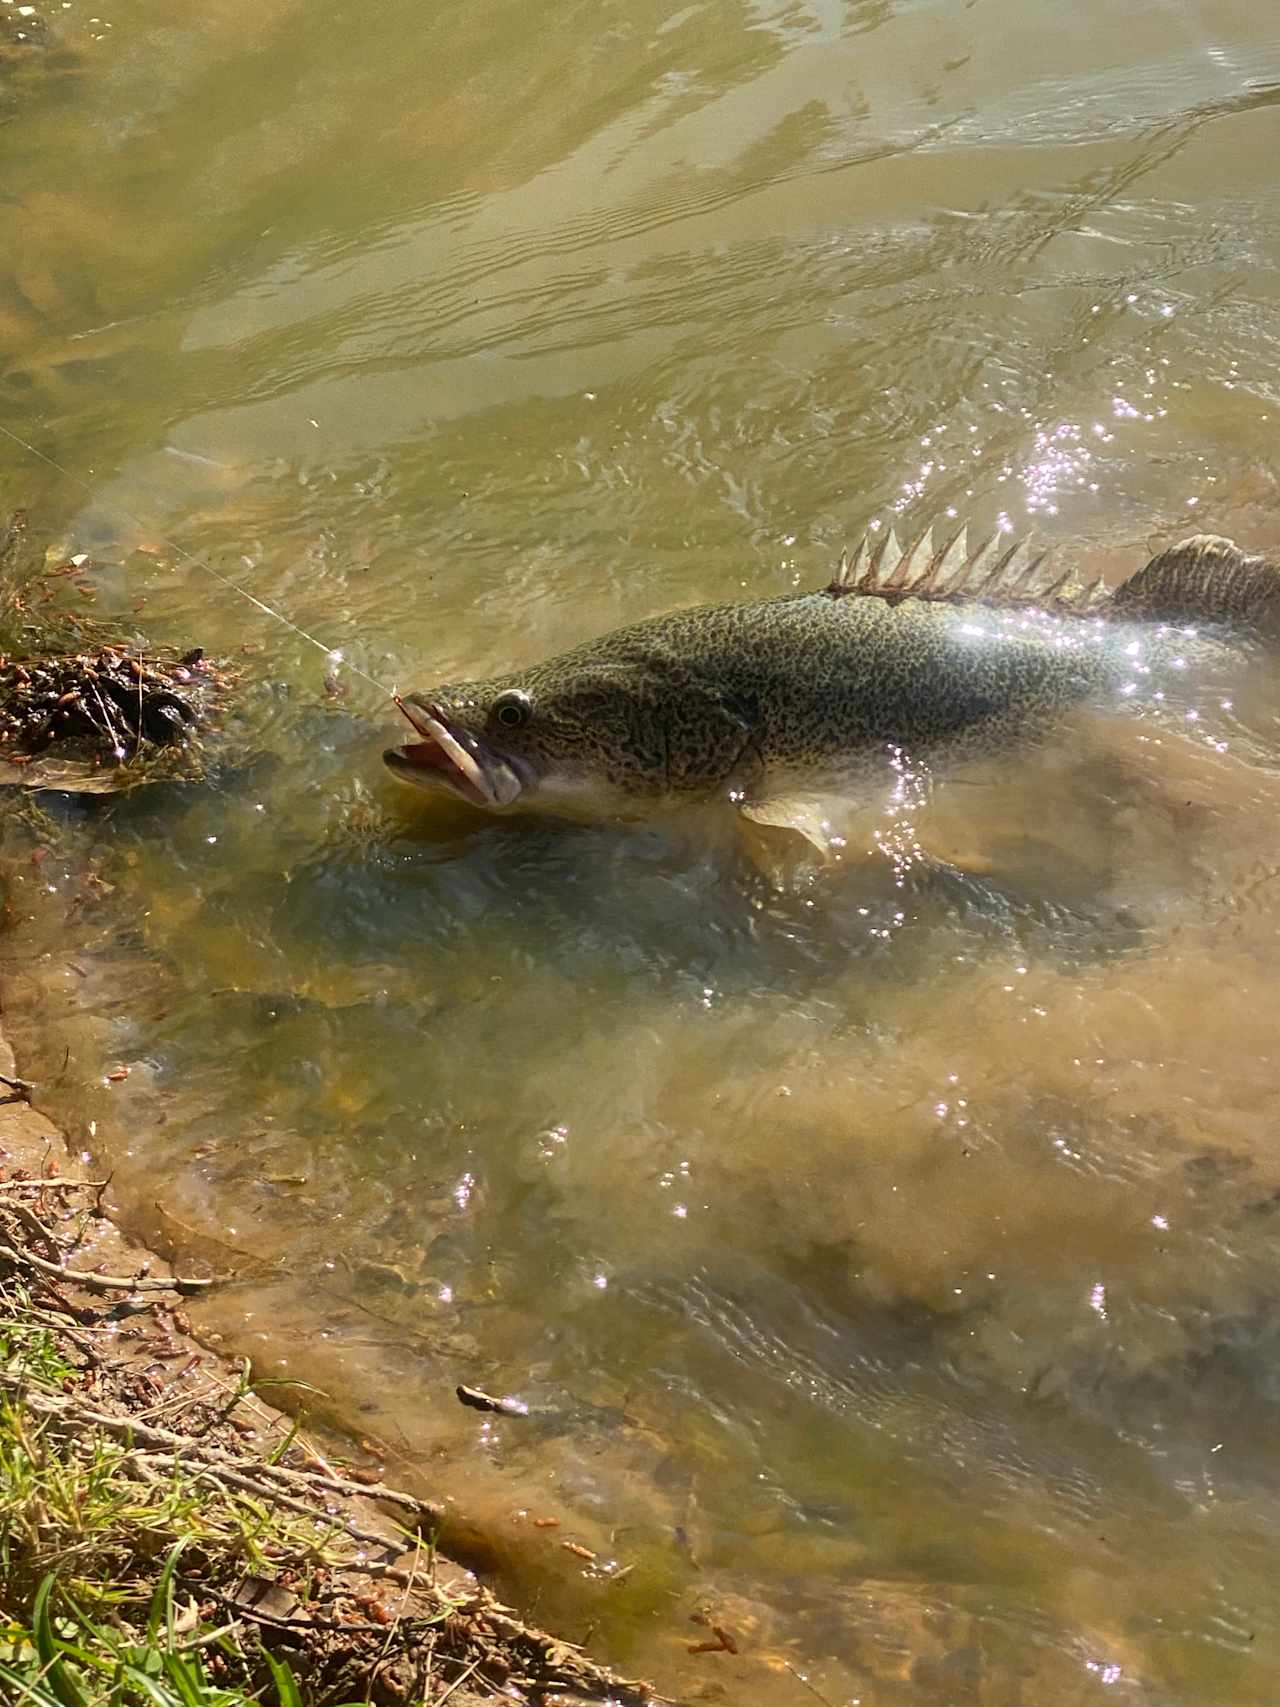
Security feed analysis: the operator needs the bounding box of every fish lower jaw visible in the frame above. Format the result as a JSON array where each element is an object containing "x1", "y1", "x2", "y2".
[
  {"x1": 382, "y1": 746, "x2": 497, "y2": 807},
  {"x1": 386, "y1": 696, "x2": 526, "y2": 808}
]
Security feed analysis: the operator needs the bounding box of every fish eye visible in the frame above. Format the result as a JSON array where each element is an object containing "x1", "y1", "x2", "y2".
[{"x1": 493, "y1": 690, "x2": 531, "y2": 730}]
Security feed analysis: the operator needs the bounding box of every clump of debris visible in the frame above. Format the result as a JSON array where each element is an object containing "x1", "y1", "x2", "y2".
[
  {"x1": 0, "y1": 511, "x2": 234, "y2": 794},
  {"x1": 0, "y1": 642, "x2": 231, "y2": 780}
]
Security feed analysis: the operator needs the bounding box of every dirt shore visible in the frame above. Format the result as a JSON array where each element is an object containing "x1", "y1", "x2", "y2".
[{"x1": 0, "y1": 1022, "x2": 662, "y2": 1706}]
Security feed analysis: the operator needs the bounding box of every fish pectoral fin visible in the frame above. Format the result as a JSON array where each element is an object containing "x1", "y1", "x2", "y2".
[{"x1": 738, "y1": 795, "x2": 842, "y2": 860}]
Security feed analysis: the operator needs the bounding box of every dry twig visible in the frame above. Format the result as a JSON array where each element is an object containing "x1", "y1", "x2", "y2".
[{"x1": 0, "y1": 1239, "x2": 215, "y2": 1294}]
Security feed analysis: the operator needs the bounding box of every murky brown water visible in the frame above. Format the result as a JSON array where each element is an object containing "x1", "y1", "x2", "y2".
[{"x1": 4, "y1": 0, "x2": 1280, "y2": 1700}]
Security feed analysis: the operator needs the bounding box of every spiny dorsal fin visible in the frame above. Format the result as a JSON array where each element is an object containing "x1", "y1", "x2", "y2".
[
  {"x1": 958, "y1": 532, "x2": 1006, "y2": 592},
  {"x1": 892, "y1": 526, "x2": 934, "y2": 590},
  {"x1": 832, "y1": 535, "x2": 873, "y2": 597},
  {"x1": 828, "y1": 522, "x2": 1280, "y2": 637},
  {"x1": 917, "y1": 526, "x2": 966, "y2": 597},
  {"x1": 978, "y1": 538, "x2": 1039, "y2": 599},
  {"x1": 1007, "y1": 547, "x2": 1055, "y2": 599},
  {"x1": 826, "y1": 519, "x2": 1096, "y2": 613},
  {"x1": 867, "y1": 528, "x2": 902, "y2": 588}
]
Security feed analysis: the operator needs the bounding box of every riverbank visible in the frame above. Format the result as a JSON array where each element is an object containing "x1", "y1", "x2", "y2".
[{"x1": 0, "y1": 1031, "x2": 660, "y2": 1707}]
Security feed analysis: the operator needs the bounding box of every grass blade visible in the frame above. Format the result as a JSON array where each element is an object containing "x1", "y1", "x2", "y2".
[
  {"x1": 158, "y1": 1650, "x2": 208, "y2": 1707},
  {"x1": 147, "y1": 1539, "x2": 190, "y2": 1650},
  {"x1": 261, "y1": 1648, "x2": 303, "y2": 1707},
  {"x1": 30, "y1": 1577, "x2": 87, "y2": 1707}
]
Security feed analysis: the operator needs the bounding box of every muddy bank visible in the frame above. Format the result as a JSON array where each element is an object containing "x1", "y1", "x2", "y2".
[{"x1": 0, "y1": 1023, "x2": 661, "y2": 1706}]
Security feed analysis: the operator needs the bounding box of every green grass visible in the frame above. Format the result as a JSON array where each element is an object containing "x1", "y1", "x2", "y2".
[
  {"x1": 0, "y1": 1408, "x2": 307, "y2": 1707},
  {"x1": 0, "y1": 1190, "x2": 650, "y2": 1707},
  {"x1": 0, "y1": 1284, "x2": 346, "y2": 1707},
  {"x1": 0, "y1": 1558, "x2": 305, "y2": 1707}
]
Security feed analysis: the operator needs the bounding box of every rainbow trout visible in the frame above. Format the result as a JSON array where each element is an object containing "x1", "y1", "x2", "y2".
[{"x1": 385, "y1": 530, "x2": 1280, "y2": 842}]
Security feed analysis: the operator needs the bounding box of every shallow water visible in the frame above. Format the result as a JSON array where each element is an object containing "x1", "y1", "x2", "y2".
[{"x1": 4, "y1": 0, "x2": 1280, "y2": 1699}]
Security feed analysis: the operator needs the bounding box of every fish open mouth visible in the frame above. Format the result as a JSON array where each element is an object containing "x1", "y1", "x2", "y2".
[{"x1": 384, "y1": 695, "x2": 522, "y2": 808}]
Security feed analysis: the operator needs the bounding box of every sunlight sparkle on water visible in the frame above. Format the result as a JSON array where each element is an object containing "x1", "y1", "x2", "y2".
[
  {"x1": 1019, "y1": 421, "x2": 1096, "y2": 516},
  {"x1": 1086, "y1": 1661, "x2": 1123, "y2": 1685}
]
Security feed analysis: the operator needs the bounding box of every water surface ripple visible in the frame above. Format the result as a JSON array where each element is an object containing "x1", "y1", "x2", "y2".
[{"x1": 3, "y1": 0, "x2": 1280, "y2": 1700}]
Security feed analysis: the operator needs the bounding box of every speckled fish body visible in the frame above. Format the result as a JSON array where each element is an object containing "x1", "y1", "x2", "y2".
[{"x1": 384, "y1": 530, "x2": 1276, "y2": 823}]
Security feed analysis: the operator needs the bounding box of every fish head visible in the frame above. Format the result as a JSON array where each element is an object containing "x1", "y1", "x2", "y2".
[
  {"x1": 384, "y1": 686, "x2": 530, "y2": 810},
  {"x1": 385, "y1": 641, "x2": 756, "y2": 817}
]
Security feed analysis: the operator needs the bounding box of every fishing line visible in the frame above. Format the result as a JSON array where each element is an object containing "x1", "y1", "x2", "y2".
[{"x1": 0, "y1": 419, "x2": 401, "y2": 702}]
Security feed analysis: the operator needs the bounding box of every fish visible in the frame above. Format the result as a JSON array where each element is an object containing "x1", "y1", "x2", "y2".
[{"x1": 384, "y1": 528, "x2": 1280, "y2": 849}]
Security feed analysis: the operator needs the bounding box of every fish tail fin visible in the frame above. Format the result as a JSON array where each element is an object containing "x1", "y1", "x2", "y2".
[{"x1": 1109, "y1": 535, "x2": 1280, "y2": 638}]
